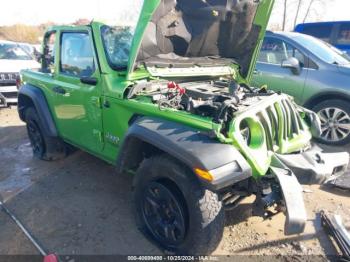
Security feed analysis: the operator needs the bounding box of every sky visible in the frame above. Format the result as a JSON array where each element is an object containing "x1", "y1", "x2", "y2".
[
  {"x1": 0, "y1": 0, "x2": 349, "y2": 26},
  {"x1": 0, "y1": 0, "x2": 143, "y2": 26}
]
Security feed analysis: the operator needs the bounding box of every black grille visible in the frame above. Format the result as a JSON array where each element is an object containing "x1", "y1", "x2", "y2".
[{"x1": 0, "y1": 72, "x2": 19, "y2": 85}]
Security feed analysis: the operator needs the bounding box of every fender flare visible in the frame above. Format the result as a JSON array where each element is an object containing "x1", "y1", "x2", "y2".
[
  {"x1": 18, "y1": 84, "x2": 58, "y2": 137},
  {"x1": 117, "y1": 117, "x2": 252, "y2": 190}
]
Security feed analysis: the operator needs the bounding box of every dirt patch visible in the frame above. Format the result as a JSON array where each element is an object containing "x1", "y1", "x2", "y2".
[{"x1": 0, "y1": 107, "x2": 349, "y2": 258}]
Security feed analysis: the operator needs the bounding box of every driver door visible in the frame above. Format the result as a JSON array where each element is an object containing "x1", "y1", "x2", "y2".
[
  {"x1": 50, "y1": 30, "x2": 104, "y2": 153},
  {"x1": 251, "y1": 36, "x2": 307, "y2": 104}
]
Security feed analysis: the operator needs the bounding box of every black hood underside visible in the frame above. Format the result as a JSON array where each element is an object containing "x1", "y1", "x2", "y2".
[{"x1": 137, "y1": 0, "x2": 261, "y2": 77}]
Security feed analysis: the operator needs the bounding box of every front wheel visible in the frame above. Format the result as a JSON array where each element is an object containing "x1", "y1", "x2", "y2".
[
  {"x1": 133, "y1": 155, "x2": 224, "y2": 255},
  {"x1": 313, "y1": 99, "x2": 350, "y2": 146}
]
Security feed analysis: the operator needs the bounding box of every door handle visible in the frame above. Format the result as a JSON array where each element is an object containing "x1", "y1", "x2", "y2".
[
  {"x1": 80, "y1": 77, "x2": 98, "y2": 85},
  {"x1": 52, "y1": 86, "x2": 66, "y2": 95}
]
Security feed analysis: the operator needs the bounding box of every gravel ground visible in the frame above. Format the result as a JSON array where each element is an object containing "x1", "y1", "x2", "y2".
[{"x1": 0, "y1": 107, "x2": 349, "y2": 260}]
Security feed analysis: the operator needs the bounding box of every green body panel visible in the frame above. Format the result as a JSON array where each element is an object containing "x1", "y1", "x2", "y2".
[{"x1": 21, "y1": 0, "x2": 313, "y2": 179}]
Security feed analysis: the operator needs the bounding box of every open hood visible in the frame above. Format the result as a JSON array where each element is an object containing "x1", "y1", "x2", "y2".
[{"x1": 128, "y1": 0, "x2": 274, "y2": 80}]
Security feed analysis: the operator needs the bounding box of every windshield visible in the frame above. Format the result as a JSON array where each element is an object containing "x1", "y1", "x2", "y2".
[
  {"x1": 101, "y1": 0, "x2": 143, "y2": 70},
  {"x1": 101, "y1": 26, "x2": 135, "y2": 70},
  {"x1": 0, "y1": 43, "x2": 32, "y2": 60},
  {"x1": 293, "y1": 34, "x2": 350, "y2": 65}
]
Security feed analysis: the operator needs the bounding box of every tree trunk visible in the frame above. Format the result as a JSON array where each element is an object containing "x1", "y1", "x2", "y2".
[
  {"x1": 303, "y1": 0, "x2": 315, "y2": 23},
  {"x1": 293, "y1": 0, "x2": 302, "y2": 28},
  {"x1": 282, "y1": 0, "x2": 288, "y2": 31}
]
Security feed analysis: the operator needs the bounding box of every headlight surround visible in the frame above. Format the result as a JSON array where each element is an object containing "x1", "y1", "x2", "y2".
[
  {"x1": 231, "y1": 115, "x2": 270, "y2": 178},
  {"x1": 239, "y1": 117, "x2": 265, "y2": 149}
]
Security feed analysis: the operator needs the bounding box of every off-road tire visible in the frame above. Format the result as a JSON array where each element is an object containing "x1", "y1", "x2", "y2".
[
  {"x1": 312, "y1": 99, "x2": 350, "y2": 146},
  {"x1": 25, "y1": 107, "x2": 66, "y2": 161},
  {"x1": 133, "y1": 155, "x2": 225, "y2": 255}
]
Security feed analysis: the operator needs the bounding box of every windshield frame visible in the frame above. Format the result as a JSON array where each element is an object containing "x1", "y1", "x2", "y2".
[{"x1": 292, "y1": 34, "x2": 350, "y2": 65}]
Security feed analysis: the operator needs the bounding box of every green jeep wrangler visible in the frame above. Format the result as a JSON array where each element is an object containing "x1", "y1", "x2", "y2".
[{"x1": 18, "y1": 0, "x2": 349, "y2": 255}]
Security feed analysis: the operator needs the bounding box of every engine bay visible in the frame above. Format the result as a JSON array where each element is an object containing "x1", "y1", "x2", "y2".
[{"x1": 127, "y1": 79, "x2": 273, "y2": 128}]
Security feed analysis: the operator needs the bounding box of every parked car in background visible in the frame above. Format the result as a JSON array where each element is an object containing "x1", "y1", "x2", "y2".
[
  {"x1": 0, "y1": 40, "x2": 40, "y2": 107},
  {"x1": 18, "y1": 42, "x2": 42, "y2": 61},
  {"x1": 295, "y1": 21, "x2": 350, "y2": 55},
  {"x1": 17, "y1": 43, "x2": 35, "y2": 56},
  {"x1": 252, "y1": 31, "x2": 350, "y2": 146}
]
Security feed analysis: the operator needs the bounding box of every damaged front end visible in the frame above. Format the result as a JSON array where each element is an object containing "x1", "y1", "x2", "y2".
[
  {"x1": 223, "y1": 92, "x2": 349, "y2": 182},
  {"x1": 123, "y1": 0, "x2": 349, "y2": 238},
  {"x1": 218, "y1": 89, "x2": 349, "y2": 235},
  {"x1": 128, "y1": 78, "x2": 349, "y2": 235}
]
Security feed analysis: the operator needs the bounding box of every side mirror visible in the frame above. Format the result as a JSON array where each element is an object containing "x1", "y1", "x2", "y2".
[{"x1": 281, "y1": 57, "x2": 301, "y2": 75}]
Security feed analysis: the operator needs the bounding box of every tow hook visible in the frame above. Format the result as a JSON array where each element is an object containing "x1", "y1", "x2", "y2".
[{"x1": 253, "y1": 177, "x2": 284, "y2": 220}]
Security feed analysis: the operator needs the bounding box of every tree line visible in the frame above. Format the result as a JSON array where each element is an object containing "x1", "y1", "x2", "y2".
[
  {"x1": 275, "y1": 0, "x2": 333, "y2": 31},
  {"x1": 0, "y1": 20, "x2": 90, "y2": 44}
]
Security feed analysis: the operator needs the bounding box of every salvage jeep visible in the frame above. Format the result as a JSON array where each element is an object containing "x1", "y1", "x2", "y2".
[{"x1": 18, "y1": 0, "x2": 349, "y2": 255}]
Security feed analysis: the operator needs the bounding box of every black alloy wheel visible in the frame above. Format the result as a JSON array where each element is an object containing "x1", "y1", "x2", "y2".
[
  {"x1": 27, "y1": 118, "x2": 45, "y2": 157},
  {"x1": 142, "y1": 181, "x2": 187, "y2": 246}
]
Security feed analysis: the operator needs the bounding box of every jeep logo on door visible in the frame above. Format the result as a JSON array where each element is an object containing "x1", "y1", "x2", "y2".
[{"x1": 105, "y1": 132, "x2": 120, "y2": 145}]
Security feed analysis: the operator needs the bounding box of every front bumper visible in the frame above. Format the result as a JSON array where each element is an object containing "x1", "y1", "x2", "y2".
[
  {"x1": 271, "y1": 166, "x2": 307, "y2": 235},
  {"x1": 276, "y1": 145, "x2": 349, "y2": 184},
  {"x1": 258, "y1": 146, "x2": 349, "y2": 236},
  {"x1": 251, "y1": 154, "x2": 309, "y2": 235},
  {"x1": 0, "y1": 85, "x2": 18, "y2": 106}
]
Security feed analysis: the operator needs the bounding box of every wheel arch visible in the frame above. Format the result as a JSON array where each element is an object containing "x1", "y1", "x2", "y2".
[
  {"x1": 18, "y1": 84, "x2": 58, "y2": 137},
  {"x1": 304, "y1": 92, "x2": 350, "y2": 109},
  {"x1": 116, "y1": 117, "x2": 252, "y2": 191}
]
